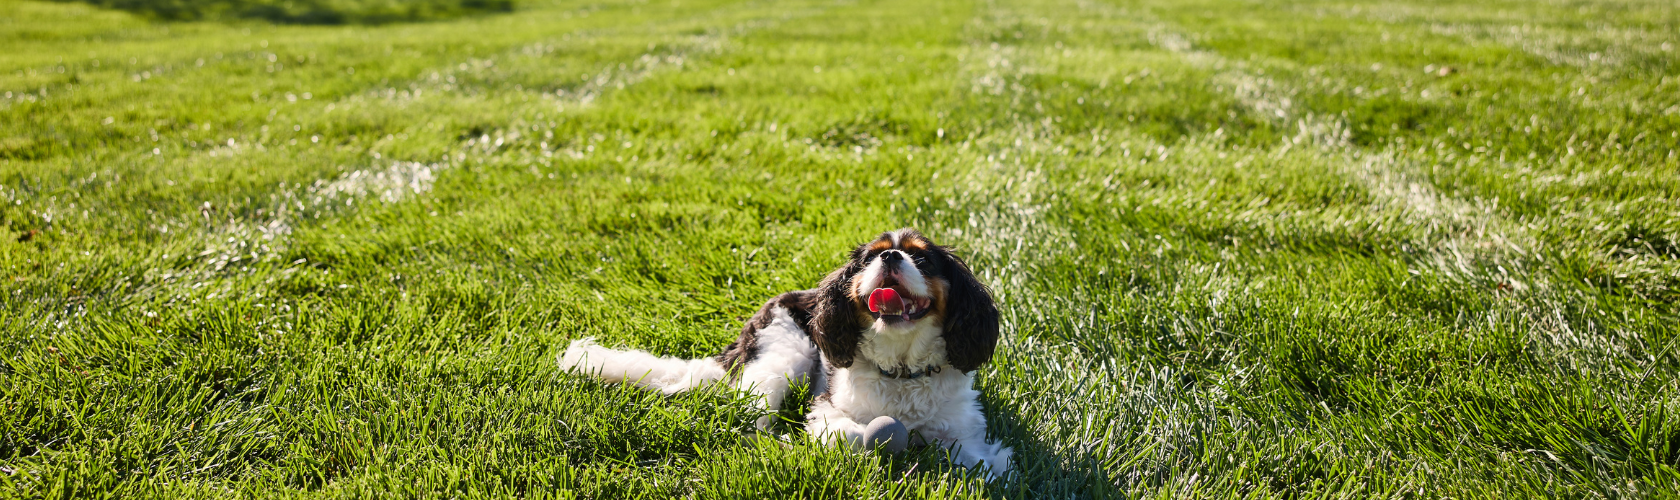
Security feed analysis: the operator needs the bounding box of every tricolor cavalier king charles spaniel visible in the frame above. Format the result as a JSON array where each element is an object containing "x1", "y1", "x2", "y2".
[{"x1": 560, "y1": 228, "x2": 1012, "y2": 478}]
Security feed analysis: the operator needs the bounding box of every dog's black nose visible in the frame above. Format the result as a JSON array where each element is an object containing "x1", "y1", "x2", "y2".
[{"x1": 882, "y1": 251, "x2": 903, "y2": 263}]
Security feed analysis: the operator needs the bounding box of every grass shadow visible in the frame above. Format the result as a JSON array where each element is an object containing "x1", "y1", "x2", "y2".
[
  {"x1": 56, "y1": 0, "x2": 514, "y2": 24},
  {"x1": 975, "y1": 393, "x2": 1131, "y2": 499}
]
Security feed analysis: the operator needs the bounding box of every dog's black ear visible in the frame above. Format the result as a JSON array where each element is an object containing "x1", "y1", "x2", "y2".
[
  {"x1": 935, "y1": 246, "x2": 999, "y2": 372},
  {"x1": 812, "y1": 246, "x2": 869, "y2": 368}
]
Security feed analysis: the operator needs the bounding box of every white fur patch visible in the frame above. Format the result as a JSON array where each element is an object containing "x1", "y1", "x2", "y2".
[
  {"x1": 734, "y1": 306, "x2": 820, "y2": 428},
  {"x1": 557, "y1": 338, "x2": 726, "y2": 395},
  {"x1": 858, "y1": 316, "x2": 947, "y2": 373},
  {"x1": 558, "y1": 307, "x2": 821, "y2": 430}
]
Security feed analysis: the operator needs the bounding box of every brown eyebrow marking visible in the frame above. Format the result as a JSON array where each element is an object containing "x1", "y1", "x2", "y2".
[
  {"x1": 900, "y1": 236, "x2": 929, "y2": 251},
  {"x1": 867, "y1": 239, "x2": 894, "y2": 251}
]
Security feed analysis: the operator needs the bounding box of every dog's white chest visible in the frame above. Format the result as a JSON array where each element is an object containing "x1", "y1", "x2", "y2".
[
  {"x1": 829, "y1": 367, "x2": 967, "y2": 426},
  {"x1": 858, "y1": 320, "x2": 947, "y2": 374}
]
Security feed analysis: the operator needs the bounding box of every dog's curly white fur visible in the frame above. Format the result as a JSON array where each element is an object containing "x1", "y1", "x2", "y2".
[{"x1": 559, "y1": 228, "x2": 1011, "y2": 479}]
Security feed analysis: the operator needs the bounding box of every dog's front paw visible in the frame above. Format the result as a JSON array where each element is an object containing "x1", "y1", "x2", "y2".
[
  {"x1": 862, "y1": 416, "x2": 910, "y2": 453},
  {"x1": 983, "y1": 446, "x2": 1015, "y2": 481}
]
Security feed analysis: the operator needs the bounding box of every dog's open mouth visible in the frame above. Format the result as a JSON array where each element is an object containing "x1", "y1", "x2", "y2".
[{"x1": 867, "y1": 286, "x2": 932, "y2": 322}]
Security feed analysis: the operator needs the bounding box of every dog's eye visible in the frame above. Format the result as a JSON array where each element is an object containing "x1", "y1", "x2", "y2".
[{"x1": 908, "y1": 253, "x2": 932, "y2": 269}]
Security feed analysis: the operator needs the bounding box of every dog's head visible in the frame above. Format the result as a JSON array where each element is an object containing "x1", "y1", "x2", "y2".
[{"x1": 812, "y1": 228, "x2": 999, "y2": 372}]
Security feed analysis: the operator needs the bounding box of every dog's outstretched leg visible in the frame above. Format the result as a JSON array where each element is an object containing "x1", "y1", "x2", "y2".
[
  {"x1": 804, "y1": 398, "x2": 871, "y2": 447},
  {"x1": 680, "y1": 293, "x2": 825, "y2": 430},
  {"x1": 805, "y1": 404, "x2": 913, "y2": 453},
  {"x1": 558, "y1": 338, "x2": 727, "y2": 394},
  {"x1": 731, "y1": 307, "x2": 819, "y2": 429}
]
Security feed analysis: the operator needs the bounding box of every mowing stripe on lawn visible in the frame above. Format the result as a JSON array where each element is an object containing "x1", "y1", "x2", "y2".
[{"x1": 3, "y1": 0, "x2": 1676, "y2": 496}]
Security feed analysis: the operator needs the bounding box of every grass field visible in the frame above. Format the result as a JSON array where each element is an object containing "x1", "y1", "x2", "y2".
[{"x1": 2, "y1": 0, "x2": 1678, "y2": 496}]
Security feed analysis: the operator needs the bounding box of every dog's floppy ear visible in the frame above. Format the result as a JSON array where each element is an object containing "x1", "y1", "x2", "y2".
[
  {"x1": 812, "y1": 246, "x2": 869, "y2": 368},
  {"x1": 935, "y1": 246, "x2": 999, "y2": 372}
]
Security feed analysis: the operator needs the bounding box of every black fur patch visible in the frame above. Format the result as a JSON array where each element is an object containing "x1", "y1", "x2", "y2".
[
  {"x1": 929, "y1": 246, "x2": 998, "y2": 372},
  {"x1": 716, "y1": 291, "x2": 820, "y2": 372},
  {"x1": 812, "y1": 255, "x2": 868, "y2": 368}
]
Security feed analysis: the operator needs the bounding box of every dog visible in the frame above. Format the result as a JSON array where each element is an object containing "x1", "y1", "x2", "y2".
[{"x1": 559, "y1": 228, "x2": 1013, "y2": 478}]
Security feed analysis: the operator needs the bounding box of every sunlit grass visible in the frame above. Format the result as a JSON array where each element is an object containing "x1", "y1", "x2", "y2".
[{"x1": 2, "y1": 0, "x2": 1676, "y2": 496}]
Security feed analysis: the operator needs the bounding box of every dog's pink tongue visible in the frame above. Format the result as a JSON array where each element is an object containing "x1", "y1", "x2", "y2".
[{"x1": 868, "y1": 288, "x2": 904, "y2": 315}]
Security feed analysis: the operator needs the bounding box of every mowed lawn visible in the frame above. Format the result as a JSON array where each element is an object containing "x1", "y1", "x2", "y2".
[{"x1": 2, "y1": 0, "x2": 1678, "y2": 496}]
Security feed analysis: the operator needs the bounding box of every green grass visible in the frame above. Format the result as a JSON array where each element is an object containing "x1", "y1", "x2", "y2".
[{"x1": 2, "y1": 0, "x2": 1677, "y2": 496}]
